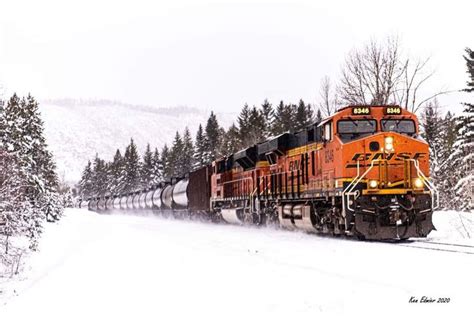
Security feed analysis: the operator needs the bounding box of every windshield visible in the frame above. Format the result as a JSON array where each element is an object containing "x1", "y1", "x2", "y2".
[
  {"x1": 381, "y1": 119, "x2": 416, "y2": 135},
  {"x1": 337, "y1": 119, "x2": 377, "y2": 142}
]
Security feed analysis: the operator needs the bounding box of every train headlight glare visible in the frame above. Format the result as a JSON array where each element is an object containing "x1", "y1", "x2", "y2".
[
  {"x1": 368, "y1": 180, "x2": 378, "y2": 189},
  {"x1": 413, "y1": 178, "x2": 423, "y2": 189},
  {"x1": 385, "y1": 136, "x2": 394, "y2": 152}
]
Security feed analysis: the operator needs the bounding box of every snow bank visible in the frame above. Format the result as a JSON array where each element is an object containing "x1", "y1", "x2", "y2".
[
  {"x1": 1, "y1": 209, "x2": 472, "y2": 316},
  {"x1": 429, "y1": 210, "x2": 474, "y2": 243}
]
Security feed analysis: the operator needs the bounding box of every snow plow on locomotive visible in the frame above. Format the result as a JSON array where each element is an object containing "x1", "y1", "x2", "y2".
[{"x1": 83, "y1": 105, "x2": 437, "y2": 240}]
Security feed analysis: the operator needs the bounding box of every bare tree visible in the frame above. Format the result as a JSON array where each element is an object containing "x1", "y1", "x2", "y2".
[
  {"x1": 318, "y1": 76, "x2": 339, "y2": 117},
  {"x1": 337, "y1": 36, "x2": 450, "y2": 112}
]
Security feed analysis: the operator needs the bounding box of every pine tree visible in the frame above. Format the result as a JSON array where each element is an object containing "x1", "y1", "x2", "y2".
[
  {"x1": 110, "y1": 149, "x2": 125, "y2": 193},
  {"x1": 194, "y1": 124, "x2": 206, "y2": 169},
  {"x1": 237, "y1": 104, "x2": 251, "y2": 147},
  {"x1": 169, "y1": 132, "x2": 184, "y2": 178},
  {"x1": 464, "y1": 47, "x2": 474, "y2": 93},
  {"x1": 420, "y1": 99, "x2": 444, "y2": 190},
  {"x1": 204, "y1": 112, "x2": 220, "y2": 163},
  {"x1": 0, "y1": 151, "x2": 30, "y2": 253},
  {"x1": 123, "y1": 139, "x2": 141, "y2": 192},
  {"x1": 79, "y1": 160, "x2": 94, "y2": 197},
  {"x1": 272, "y1": 101, "x2": 294, "y2": 135},
  {"x1": 438, "y1": 111, "x2": 458, "y2": 208},
  {"x1": 219, "y1": 123, "x2": 240, "y2": 156},
  {"x1": 181, "y1": 127, "x2": 195, "y2": 174},
  {"x1": 91, "y1": 154, "x2": 108, "y2": 196},
  {"x1": 246, "y1": 105, "x2": 266, "y2": 147},
  {"x1": 294, "y1": 99, "x2": 313, "y2": 131},
  {"x1": 448, "y1": 48, "x2": 474, "y2": 210},
  {"x1": 260, "y1": 99, "x2": 274, "y2": 138},
  {"x1": 1, "y1": 94, "x2": 47, "y2": 249},
  {"x1": 161, "y1": 144, "x2": 171, "y2": 180},
  {"x1": 151, "y1": 147, "x2": 163, "y2": 183},
  {"x1": 141, "y1": 144, "x2": 154, "y2": 187}
]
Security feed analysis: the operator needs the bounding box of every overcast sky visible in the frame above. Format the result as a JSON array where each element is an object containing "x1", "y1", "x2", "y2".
[{"x1": 0, "y1": 0, "x2": 472, "y2": 114}]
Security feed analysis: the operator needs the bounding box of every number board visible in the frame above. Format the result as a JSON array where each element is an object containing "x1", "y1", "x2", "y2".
[
  {"x1": 384, "y1": 106, "x2": 402, "y2": 115},
  {"x1": 351, "y1": 107, "x2": 370, "y2": 115}
]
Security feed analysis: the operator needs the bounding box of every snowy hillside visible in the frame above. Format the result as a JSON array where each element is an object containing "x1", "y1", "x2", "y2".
[
  {"x1": 38, "y1": 99, "x2": 236, "y2": 183},
  {"x1": 0, "y1": 210, "x2": 472, "y2": 316}
]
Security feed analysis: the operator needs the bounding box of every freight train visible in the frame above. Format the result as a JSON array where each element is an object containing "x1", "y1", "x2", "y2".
[{"x1": 82, "y1": 105, "x2": 438, "y2": 240}]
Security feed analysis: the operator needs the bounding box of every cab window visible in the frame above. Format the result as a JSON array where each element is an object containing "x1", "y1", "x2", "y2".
[
  {"x1": 381, "y1": 119, "x2": 416, "y2": 136},
  {"x1": 337, "y1": 119, "x2": 377, "y2": 142}
]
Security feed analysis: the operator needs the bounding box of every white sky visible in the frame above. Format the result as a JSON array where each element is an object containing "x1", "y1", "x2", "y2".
[{"x1": 0, "y1": 0, "x2": 473, "y2": 114}]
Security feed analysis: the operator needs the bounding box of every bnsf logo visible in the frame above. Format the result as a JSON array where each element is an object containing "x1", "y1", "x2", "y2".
[
  {"x1": 346, "y1": 152, "x2": 427, "y2": 168},
  {"x1": 351, "y1": 152, "x2": 426, "y2": 161}
]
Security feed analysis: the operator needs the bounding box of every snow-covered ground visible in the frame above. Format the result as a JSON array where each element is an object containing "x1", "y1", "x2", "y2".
[{"x1": 1, "y1": 209, "x2": 472, "y2": 316}]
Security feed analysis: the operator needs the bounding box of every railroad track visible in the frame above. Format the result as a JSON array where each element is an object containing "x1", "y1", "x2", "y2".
[{"x1": 395, "y1": 240, "x2": 474, "y2": 255}]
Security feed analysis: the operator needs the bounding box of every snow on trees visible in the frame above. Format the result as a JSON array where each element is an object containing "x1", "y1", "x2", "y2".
[
  {"x1": 447, "y1": 48, "x2": 474, "y2": 211},
  {"x1": 0, "y1": 93, "x2": 63, "y2": 265}
]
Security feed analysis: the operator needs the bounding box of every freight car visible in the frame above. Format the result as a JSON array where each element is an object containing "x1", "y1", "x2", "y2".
[{"x1": 83, "y1": 105, "x2": 438, "y2": 240}]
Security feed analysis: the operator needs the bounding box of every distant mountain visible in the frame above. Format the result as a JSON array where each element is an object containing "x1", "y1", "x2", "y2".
[{"x1": 39, "y1": 99, "x2": 236, "y2": 184}]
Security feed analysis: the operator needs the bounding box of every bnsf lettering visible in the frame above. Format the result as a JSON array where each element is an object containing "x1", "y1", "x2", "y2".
[
  {"x1": 345, "y1": 152, "x2": 427, "y2": 168},
  {"x1": 289, "y1": 160, "x2": 300, "y2": 172},
  {"x1": 349, "y1": 152, "x2": 426, "y2": 164}
]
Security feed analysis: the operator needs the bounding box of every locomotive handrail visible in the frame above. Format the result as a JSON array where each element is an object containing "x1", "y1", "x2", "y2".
[
  {"x1": 222, "y1": 177, "x2": 254, "y2": 185},
  {"x1": 342, "y1": 158, "x2": 439, "y2": 218},
  {"x1": 342, "y1": 159, "x2": 362, "y2": 216},
  {"x1": 409, "y1": 159, "x2": 439, "y2": 210},
  {"x1": 342, "y1": 159, "x2": 382, "y2": 215}
]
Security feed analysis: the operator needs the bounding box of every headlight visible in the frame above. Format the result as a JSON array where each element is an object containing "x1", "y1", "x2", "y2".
[
  {"x1": 368, "y1": 180, "x2": 378, "y2": 189},
  {"x1": 413, "y1": 178, "x2": 423, "y2": 189},
  {"x1": 385, "y1": 136, "x2": 394, "y2": 152}
]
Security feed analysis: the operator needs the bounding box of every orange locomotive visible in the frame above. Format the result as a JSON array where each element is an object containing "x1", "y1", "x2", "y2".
[{"x1": 211, "y1": 105, "x2": 437, "y2": 239}]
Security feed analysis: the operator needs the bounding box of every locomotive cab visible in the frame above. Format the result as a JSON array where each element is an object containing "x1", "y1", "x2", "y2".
[{"x1": 329, "y1": 105, "x2": 436, "y2": 239}]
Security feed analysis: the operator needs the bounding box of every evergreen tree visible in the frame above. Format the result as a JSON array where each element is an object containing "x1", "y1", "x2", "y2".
[
  {"x1": 204, "y1": 112, "x2": 220, "y2": 163},
  {"x1": 448, "y1": 48, "x2": 474, "y2": 210},
  {"x1": 0, "y1": 151, "x2": 32, "y2": 253},
  {"x1": 161, "y1": 144, "x2": 171, "y2": 180},
  {"x1": 294, "y1": 99, "x2": 313, "y2": 131},
  {"x1": 25, "y1": 95, "x2": 59, "y2": 191},
  {"x1": 237, "y1": 104, "x2": 251, "y2": 148},
  {"x1": 141, "y1": 144, "x2": 154, "y2": 187},
  {"x1": 438, "y1": 111, "x2": 458, "y2": 208},
  {"x1": 442, "y1": 112, "x2": 457, "y2": 151},
  {"x1": 181, "y1": 127, "x2": 195, "y2": 174},
  {"x1": 260, "y1": 99, "x2": 274, "y2": 138},
  {"x1": 420, "y1": 99, "x2": 444, "y2": 189},
  {"x1": 169, "y1": 132, "x2": 184, "y2": 178},
  {"x1": 79, "y1": 160, "x2": 94, "y2": 197},
  {"x1": 1, "y1": 94, "x2": 47, "y2": 249},
  {"x1": 272, "y1": 101, "x2": 294, "y2": 135},
  {"x1": 91, "y1": 154, "x2": 108, "y2": 196},
  {"x1": 194, "y1": 124, "x2": 206, "y2": 169},
  {"x1": 219, "y1": 123, "x2": 240, "y2": 156},
  {"x1": 464, "y1": 47, "x2": 474, "y2": 93},
  {"x1": 123, "y1": 138, "x2": 141, "y2": 192},
  {"x1": 246, "y1": 105, "x2": 266, "y2": 147},
  {"x1": 110, "y1": 149, "x2": 125, "y2": 193},
  {"x1": 151, "y1": 147, "x2": 163, "y2": 183}
]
